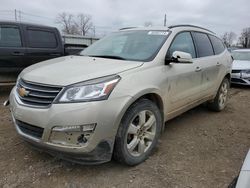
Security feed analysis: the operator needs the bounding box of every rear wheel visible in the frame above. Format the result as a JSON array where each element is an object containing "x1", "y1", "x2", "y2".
[
  {"x1": 113, "y1": 99, "x2": 162, "y2": 166},
  {"x1": 208, "y1": 77, "x2": 230, "y2": 111}
]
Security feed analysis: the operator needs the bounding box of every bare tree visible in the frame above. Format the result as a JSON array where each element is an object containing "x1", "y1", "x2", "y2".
[
  {"x1": 144, "y1": 21, "x2": 153, "y2": 27},
  {"x1": 221, "y1": 32, "x2": 236, "y2": 47},
  {"x1": 75, "y1": 14, "x2": 93, "y2": 36},
  {"x1": 239, "y1": 27, "x2": 250, "y2": 48},
  {"x1": 56, "y1": 12, "x2": 80, "y2": 35}
]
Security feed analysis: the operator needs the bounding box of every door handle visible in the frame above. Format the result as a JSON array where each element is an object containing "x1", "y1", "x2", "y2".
[
  {"x1": 12, "y1": 51, "x2": 24, "y2": 56},
  {"x1": 216, "y1": 62, "x2": 221, "y2": 66},
  {"x1": 195, "y1": 66, "x2": 202, "y2": 72}
]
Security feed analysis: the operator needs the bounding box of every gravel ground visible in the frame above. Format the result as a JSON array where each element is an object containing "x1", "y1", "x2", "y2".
[{"x1": 0, "y1": 86, "x2": 249, "y2": 188}]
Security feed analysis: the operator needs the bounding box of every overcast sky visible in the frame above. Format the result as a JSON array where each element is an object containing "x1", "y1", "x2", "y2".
[{"x1": 0, "y1": 0, "x2": 249, "y2": 37}]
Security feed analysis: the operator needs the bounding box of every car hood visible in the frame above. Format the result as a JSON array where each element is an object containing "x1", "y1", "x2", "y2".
[
  {"x1": 232, "y1": 60, "x2": 250, "y2": 70},
  {"x1": 20, "y1": 56, "x2": 143, "y2": 86}
]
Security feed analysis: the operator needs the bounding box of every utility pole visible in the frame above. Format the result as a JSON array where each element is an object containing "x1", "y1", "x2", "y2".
[
  {"x1": 93, "y1": 26, "x2": 96, "y2": 37},
  {"x1": 14, "y1": 9, "x2": 17, "y2": 22},
  {"x1": 18, "y1": 10, "x2": 21, "y2": 22},
  {"x1": 164, "y1": 14, "x2": 167, "y2": 27}
]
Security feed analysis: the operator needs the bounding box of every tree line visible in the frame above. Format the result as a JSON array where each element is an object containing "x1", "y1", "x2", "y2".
[
  {"x1": 56, "y1": 12, "x2": 250, "y2": 48},
  {"x1": 56, "y1": 12, "x2": 94, "y2": 36},
  {"x1": 222, "y1": 27, "x2": 250, "y2": 48}
]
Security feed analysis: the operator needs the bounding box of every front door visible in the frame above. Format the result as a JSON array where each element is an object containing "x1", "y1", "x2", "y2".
[{"x1": 166, "y1": 31, "x2": 203, "y2": 112}]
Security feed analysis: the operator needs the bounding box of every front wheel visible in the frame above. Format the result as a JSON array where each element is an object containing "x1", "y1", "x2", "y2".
[
  {"x1": 113, "y1": 99, "x2": 162, "y2": 166},
  {"x1": 207, "y1": 77, "x2": 230, "y2": 111}
]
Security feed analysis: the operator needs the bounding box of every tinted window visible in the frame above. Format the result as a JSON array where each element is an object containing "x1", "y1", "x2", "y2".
[
  {"x1": 0, "y1": 26, "x2": 22, "y2": 47},
  {"x1": 193, "y1": 32, "x2": 214, "y2": 57},
  {"x1": 27, "y1": 29, "x2": 57, "y2": 48},
  {"x1": 168, "y1": 32, "x2": 196, "y2": 58},
  {"x1": 209, "y1": 35, "x2": 225, "y2": 55}
]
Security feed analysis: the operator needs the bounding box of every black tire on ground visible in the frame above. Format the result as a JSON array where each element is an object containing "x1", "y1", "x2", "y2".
[
  {"x1": 113, "y1": 99, "x2": 162, "y2": 166},
  {"x1": 207, "y1": 77, "x2": 230, "y2": 112}
]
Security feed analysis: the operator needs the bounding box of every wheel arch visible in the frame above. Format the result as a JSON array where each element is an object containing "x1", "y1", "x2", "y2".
[
  {"x1": 225, "y1": 73, "x2": 231, "y2": 84},
  {"x1": 114, "y1": 89, "x2": 165, "y2": 136}
]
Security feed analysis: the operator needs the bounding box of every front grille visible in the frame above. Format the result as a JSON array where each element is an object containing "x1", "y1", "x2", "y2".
[
  {"x1": 16, "y1": 120, "x2": 44, "y2": 139},
  {"x1": 231, "y1": 78, "x2": 247, "y2": 84},
  {"x1": 16, "y1": 79, "x2": 62, "y2": 107},
  {"x1": 232, "y1": 70, "x2": 241, "y2": 73}
]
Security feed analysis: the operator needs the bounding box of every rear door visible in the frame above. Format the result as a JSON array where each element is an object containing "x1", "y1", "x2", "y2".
[
  {"x1": 0, "y1": 23, "x2": 25, "y2": 72},
  {"x1": 23, "y1": 26, "x2": 63, "y2": 66},
  {"x1": 192, "y1": 32, "x2": 219, "y2": 97}
]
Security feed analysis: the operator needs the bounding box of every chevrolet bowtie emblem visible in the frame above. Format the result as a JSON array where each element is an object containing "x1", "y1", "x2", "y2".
[{"x1": 18, "y1": 87, "x2": 29, "y2": 97}]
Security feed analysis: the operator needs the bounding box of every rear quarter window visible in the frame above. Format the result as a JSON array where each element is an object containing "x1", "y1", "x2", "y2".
[
  {"x1": 209, "y1": 35, "x2": 225, "y2": 55},
  {"x1": 27, "y1": 29, "x2": 57, "y2": 48},
  {"x1": 192, "y1": 32, "x2": 214, "y2": 58}
]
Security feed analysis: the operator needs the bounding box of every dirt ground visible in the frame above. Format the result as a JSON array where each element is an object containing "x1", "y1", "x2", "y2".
[{"x1": 0, "y1": 86, "x2": 249, "y2": 188}]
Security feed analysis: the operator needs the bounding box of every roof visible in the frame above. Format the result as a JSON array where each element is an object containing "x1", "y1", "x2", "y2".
[
  {"x1": 119, "y1": 24, "x2": 215, "y2": 35},
  {"x1": 168, "y1": 24, "x2": 215, "y2": 34},
  {"x1": 0, "y1": 20, "x2": 57, "y2": 29}
]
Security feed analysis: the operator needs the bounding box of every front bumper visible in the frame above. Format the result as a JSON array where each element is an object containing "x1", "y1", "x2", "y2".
[
  {"x1": 231, "y1": 71, "x2": 250, "y2": 86},
  {"x1": 9, "y1": 87, "x2": 131, "y2": 164}
]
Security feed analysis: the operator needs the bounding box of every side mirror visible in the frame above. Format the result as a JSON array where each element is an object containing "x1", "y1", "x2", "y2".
[{"x1": 165, "y1": 51, "x2": 193, "y2": 64}]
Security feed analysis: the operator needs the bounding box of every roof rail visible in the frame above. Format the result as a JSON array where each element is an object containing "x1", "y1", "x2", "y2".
[
  {"x1": 168, "y1": 24, "x2": 215, "y2": 34},
  {"x1": 119, "y1": 27, "x2": 137, "y2": 31}
]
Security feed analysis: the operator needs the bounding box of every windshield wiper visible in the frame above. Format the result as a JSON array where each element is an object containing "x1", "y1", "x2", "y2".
[{"x1": 88, "y1": 55, "x2": 127, "y2": 60}]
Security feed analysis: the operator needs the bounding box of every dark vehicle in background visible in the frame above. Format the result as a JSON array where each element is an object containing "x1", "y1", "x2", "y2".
[
  {"x1": 0, "y1": 21, "x2": 97, "y2": 85},
  {"x1": 231, "y1": 49, "x2": 250, "y2": 85}
]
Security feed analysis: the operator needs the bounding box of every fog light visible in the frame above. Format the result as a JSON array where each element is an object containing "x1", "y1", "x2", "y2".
[
  {"x1": 49, "y1": 124, "x2": 96, "y2": 146},
  {"x1": 52, "y1": 123, "x2": 96, "y2": 132}
]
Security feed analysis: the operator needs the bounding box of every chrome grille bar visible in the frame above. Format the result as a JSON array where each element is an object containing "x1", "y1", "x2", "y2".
[{"x1": 16, "y1": 79, "x2": 62, "y2": 108}]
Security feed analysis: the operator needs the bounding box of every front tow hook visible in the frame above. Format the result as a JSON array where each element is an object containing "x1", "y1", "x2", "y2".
[{"x1": 3, "y1": 100, "x2": 9, "y2": 107}]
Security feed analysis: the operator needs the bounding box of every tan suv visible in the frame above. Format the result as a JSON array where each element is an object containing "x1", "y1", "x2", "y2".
[{"x1": 8, "y1": 25, "x2": 233, "y2": 165}]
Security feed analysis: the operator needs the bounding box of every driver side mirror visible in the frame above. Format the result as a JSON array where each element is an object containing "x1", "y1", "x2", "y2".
[{"x1": 165, "y1": 51, "x2": 193, "y2": 65}]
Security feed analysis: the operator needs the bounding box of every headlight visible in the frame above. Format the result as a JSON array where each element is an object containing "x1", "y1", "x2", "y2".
[
  {"x1": 241, "y1": 70, "x2": 250, "y2": 79},
  {"x1": 58, "y1": 75, "x2": 120, "y2": 103}
]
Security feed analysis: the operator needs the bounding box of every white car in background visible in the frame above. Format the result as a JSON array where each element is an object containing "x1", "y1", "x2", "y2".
[
  {"x1": 231, "y1": 49, "x2": 250, "y2": 85},
  {"x1": 229, "y1": 150, "x2": 250, "y2": 188}
]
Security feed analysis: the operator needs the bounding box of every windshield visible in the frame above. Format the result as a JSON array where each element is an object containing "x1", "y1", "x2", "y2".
[
  {"x1": 232, "y1": 51, "x2": 250, "y2": 61},
  {"x1": 80, "y1": 30, "x2": 170, "y2": 61}
]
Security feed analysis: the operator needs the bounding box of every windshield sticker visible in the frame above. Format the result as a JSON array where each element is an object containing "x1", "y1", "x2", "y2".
[{"x1": 148, "y1": 31, "x2": 169, "y2": 35}]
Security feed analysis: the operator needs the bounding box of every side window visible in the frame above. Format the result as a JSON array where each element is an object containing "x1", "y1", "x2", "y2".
[
  {"x1": 209, "y1": 35, "x2": 225, "y2": 55},
  {"x1": 0, "y1": 26, "x2": 22, "y2": 47},
  {"x1": 192, "y1": 32, "x2": 214, "y2": 57},
  {"x1": 168, "y1": 32, "x2": 196, "y2": 58},
  {"x1": 27, "y1": 29, "x2": 57, "y2": 48}
]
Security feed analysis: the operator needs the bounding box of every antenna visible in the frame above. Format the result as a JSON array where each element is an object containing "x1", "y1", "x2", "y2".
[{"x1": 164, "y1": 14, "x2": 167, "y2": 27}]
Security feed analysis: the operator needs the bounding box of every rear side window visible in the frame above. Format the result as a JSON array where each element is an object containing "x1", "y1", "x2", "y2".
[
  {"x1": 0, "y1": 26, "x2": 22, "y2": 47},
  {"x1": 209, "y1": 35, "x2": 225, "y2": 55},
  {"x1": 168, "y1": 32, "x2": 196, "y2": 58},
  {"x1": 192, "y1": 32, "x2": 214, "y2": 57},
  {"x1": 27, "y1": 29, "x2": 57, "y2": 48}
]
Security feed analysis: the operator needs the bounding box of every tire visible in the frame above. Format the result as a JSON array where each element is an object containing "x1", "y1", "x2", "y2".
[
  {"x1": 113, "y1": 99, "x2": 162, "y2": 166},
  {"x1": 207, "y1": 77, "x2": 230, "y2": 112}
]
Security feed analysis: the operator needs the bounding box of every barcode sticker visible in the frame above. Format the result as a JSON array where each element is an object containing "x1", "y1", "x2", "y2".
[{"x1": 148, "y1": 31, "x2": 169, "y2": 35}]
